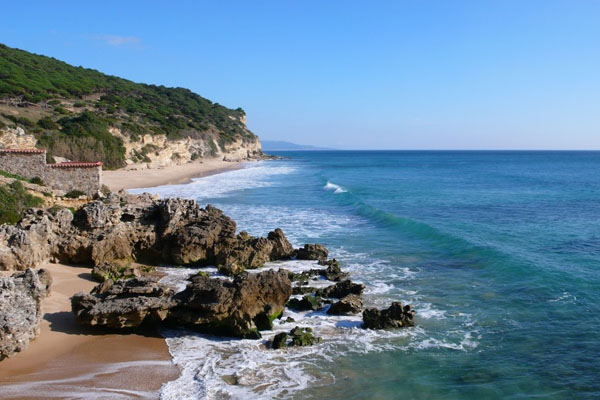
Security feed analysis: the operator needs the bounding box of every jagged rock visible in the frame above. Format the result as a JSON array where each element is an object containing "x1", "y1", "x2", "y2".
[
  {"x1": 327, "y1": 294, "x2": 363, "y2": 315},
  {"x1": 170, "y1": 269, "x2": 292, "y2": 338},
  {"x1": 289, "y1": 326, "x2": 322, "y2": 347},
  {"x1": 287, "y1": 295, "x2": 323, "y2": 311},
  {"x1": 271, "y1": 332, "x2": 288, "y2": 349},
  {"x1": 74, "y1": 201, "x2": 122, "y2": 230},
  {"x1": 362, "y1": 302, "x2": 415, "y2": 329},
  {"x1": 0, "y1": 195, "x2": 296, "y2": 272},
  {"x1": 317, "y1": 260, "x2": 348, "y2": 282},
  {"x1": 0, "y1": 269, "x2": 52, "y2": 360},
  {"x1": 71, "y1": 277, "x2": 176, "y2": 329},
  {"x1": 294, "y1": 244, "x2": 329, "y2": 261},
  {"x1": 216, "y1": 229, "x2": 295, "y2": 276},
  {"x1": 267, "y1": 229, "x2": 295, "y2": 260},
  {"x1": 317, "y1": 280, "x2": 365, "y2": 299}
]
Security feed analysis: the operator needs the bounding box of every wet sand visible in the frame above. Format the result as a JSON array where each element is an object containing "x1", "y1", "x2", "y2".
[{"x1": 0, "y1": 263, "x2": 179, "y2": 399}]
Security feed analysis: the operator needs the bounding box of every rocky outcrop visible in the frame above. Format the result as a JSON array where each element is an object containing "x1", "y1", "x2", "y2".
[
  {"x1": 327, "y1": 294, "x2": 363, "y2": 315},
  {"x1": 362, "y1": 302, "x2": 415, "y2": 329},
  {"x1": 71, "y1": 269, "x2": 292, "y2": 339},
  {"x1": 287, "y1": 295, "x2": 323, "y2": 312},
  {"x1": 0, "y1": 268, "x2": 52, "y2": 360},
  {"x1": 71, "y1": 277, "x2": 176, "y2": 329},
  {"x1": 316, "y1": 279, "x2": 365, "y2": 299},
  {"x1": 216, "y1": 229, "x2": 294, "y2": 276},
  {"x1": 0, "y1": 193, "x2": 296, "y2": 273},
  {"x1": 170, "y1": 269, "x2": 291, "y2": 338},
  {"x1": 294, "y1": 244, "x2": 329, "y2": 261}
]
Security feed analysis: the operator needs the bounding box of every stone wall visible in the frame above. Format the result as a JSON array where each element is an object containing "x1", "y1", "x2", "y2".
[
  {"x1": 45, "y1": 163, "x2": 102, "y2": 195},
  {"x1": 0, "y1": 150, "x2": 46, "y2": 180},
  {"x1": 0, "y1": 149, "x2": 102, "y2": 195}
]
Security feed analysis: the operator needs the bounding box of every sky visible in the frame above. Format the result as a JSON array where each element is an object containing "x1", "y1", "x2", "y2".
[{"x1": 1, "y1": 1, "x2": 599, "y2": 150}]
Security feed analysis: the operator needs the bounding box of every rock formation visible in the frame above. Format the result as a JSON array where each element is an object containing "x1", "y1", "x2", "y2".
[
  {"x1": 71, "y1": 269, "x2": 292, "y2": 339},
  {"x1": 0, "y1": 193, "x2": 295, "y2": 274},
  {"x1": 0, "y1": 268, "x2": 52, "y2": 360},
  {"x1": 362, "y1": 302, "x2": 416, "y2": 329}
]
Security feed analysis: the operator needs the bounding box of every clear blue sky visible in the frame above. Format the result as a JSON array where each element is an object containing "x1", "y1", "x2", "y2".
[{"x1": 1, "y1": 1, "x2": 599, "y2": 149}]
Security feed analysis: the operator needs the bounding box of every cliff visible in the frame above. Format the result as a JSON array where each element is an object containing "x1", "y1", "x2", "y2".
[{"x1": 0, "y1": 44, "x2": 264, "y2": 169}]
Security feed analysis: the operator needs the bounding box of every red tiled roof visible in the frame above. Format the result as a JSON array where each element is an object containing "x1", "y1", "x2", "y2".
[
  {"x1": 48, "y1": 162, "x2": 103, "y2": 168},
  {"x1": 0, "y1": 148, "x2": 45, "y2": 154}
]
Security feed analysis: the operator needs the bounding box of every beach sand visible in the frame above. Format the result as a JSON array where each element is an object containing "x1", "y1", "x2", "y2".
[
  {"x1": 103, "y1": 158, "x2": 242, "y2": 191},
  {"x1": 0, "y1": 263, "x2": 180, "y2": 399}
]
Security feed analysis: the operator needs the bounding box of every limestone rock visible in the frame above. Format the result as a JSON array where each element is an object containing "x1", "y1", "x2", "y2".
[
  {"x1": 362, "y1": 302, "x2": 415, "y2": 329},
  {"x1": 317, "y1": 280, "x2": 365, "y2": 299},
  {"x1": 71, "y1": 277, "x2": 176, "y2": 329},
  {"x1": 170, "y1": 269, "x2": 292, "y2": 338},
  {"x1": 294, "y1": 244, "x2": 329, "y2": 261},
  {"x1": 0, "y1": 269, "x2": 52, "y2": 360},
  {"x1": 287, "y1": 295, "x2": 323, "y2": 311},
  {"x1": 327, "y1": 294, "x2": 363, "y2": 315}
]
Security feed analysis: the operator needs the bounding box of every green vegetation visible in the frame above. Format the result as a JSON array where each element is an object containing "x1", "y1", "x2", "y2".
[
  {"x1": 65, "y1": 189, "x2": 86, "y2": 198},
  {"x1": 37, "y1": 111, "x2": 125, "y2": 168},
  {"x1": 0, "y1": 181, "x2": 44, "y2": 224},
  {"x1": 0, "y1": 169, "x2": 28, "y2": 181},
  {"x1": 0, "y1": 43, "x2": 257, "y2": 168}
]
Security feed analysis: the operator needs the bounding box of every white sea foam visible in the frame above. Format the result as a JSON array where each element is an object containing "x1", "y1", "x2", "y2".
[
  {"x1": 130, "y1": 162, "x2": 296, "y2": 200},
  {"x1": 158, "y1": 257, "x2": 478, "y2": 400},
  {"x1": 323, "y1": 181, "x2": 347, "y2": 194}
]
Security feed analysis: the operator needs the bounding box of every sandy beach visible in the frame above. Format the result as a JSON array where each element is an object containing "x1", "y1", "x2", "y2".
[
  {"x1": 103, "y1": 158, "x2": 242, "y2": 191},
  {"x1": 0, "y1": 263, "x2": 180, "y2": 399}
]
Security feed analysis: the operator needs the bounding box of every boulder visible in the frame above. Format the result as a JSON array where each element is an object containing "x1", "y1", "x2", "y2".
[
  {"x1": 317, "y1": 260, "x2": 348, "y2": 282},
  {"x1": 271, "y1": 332, "x2": 288, "y2": 349},
  {"x1": 71, "y1": 277, "x2": 176, "y2": 329},
  {"x1": 317, "y1": 280, "x2": 365, "y2": 299},
  {"x1": 0, "y1": 269, "x2": 52, "y2": 360},
  {"x1": 294, "y1": 244, "x2": 329, "y2": 261},
  {"x1": 170, "y1": 269, "x2": 292, "y2": 338},
  {"x1": 327, "y1": 294, "x2": 363, "y2": 315},
  {"x1": 362, "y1": 302, "x2": 415, "y2": 329},
  {"x1": 287, "y1": 295, "x2": 323, "y2": 311},
  {"x1": 289, "y1": 326, "x2": 322, "y2": 347}
]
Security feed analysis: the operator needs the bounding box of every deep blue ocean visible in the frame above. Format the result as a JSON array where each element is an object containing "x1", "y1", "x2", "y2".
[{"x1": 135, "y1": 151, "x2": 600, "y2": 400}]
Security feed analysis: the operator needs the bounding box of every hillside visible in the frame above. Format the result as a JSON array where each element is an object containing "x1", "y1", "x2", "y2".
[{"x1": 0, "y1": 44, "x2": 262, "y2": 169}]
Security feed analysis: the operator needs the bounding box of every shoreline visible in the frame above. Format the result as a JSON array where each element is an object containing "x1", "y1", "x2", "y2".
[
  {"x1": 0, "y1": 263, "x2": 179, "y2": 399},
  {"x1": 102, "y1": 158, "x2": 244, "y2": 192}
]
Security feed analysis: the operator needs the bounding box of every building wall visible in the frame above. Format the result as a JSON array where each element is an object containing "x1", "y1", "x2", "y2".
[
  {"x1": 45, "y1": 166, "x2": 102, "y2": 195},
  {"x1": 0, "y1": 151, "x2": 102, "y2": 196},
  {"x1": 0, "y1": 152, "x2": 46, "y2": 180}
]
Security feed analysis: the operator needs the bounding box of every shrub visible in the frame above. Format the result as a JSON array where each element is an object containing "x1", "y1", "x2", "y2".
[
  {"x1": 65, "y1": 189, "x2": 86, "y2": 198},
  {"x1": 0, "y1": 181, "x2": 44, "y2": 224},
  {"x1": 29, "y1": 176, "x2": 45, "y2": 186}
]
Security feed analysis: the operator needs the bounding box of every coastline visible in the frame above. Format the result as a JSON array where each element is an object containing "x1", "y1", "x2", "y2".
[
  {"x1": 102, "y1": 158, "x2": 243, "y2": 191},
  {"x1": 0, "y1": 263, "x2": 179, "y2": 399}
]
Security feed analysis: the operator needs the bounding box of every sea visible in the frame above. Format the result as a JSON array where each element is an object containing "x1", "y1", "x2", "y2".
[{"x1": 131, "y1": 151, "x2": 600, "y2": 400}]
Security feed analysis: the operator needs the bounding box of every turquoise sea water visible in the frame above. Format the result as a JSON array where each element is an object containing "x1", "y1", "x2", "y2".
[{"x1": 135, "y1": 151, "x2": 600, "y2": 400}]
